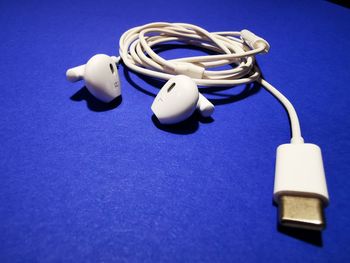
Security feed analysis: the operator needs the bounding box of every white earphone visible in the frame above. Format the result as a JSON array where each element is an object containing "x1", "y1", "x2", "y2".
[
  {"x1": 151, "y1": 75, "x2": 214, "y2": 124},
  {"x1": 66, "y1": 54, "x2": 121, "y2": 103},
  {"x1": 66, "y1": 22, "x2": 329, "y2": 231}
]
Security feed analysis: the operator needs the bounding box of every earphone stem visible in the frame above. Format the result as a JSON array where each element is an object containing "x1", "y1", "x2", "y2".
[
  {"x1": 66, "y1": 64, "x2": 85, "y2": 82},
  {"x1": 197, "y1": 93, "x2": 214, "y2": 118}
]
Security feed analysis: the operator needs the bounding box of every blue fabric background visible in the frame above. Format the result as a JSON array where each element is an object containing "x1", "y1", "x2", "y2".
[{"x1": 1, "y1": 0, "x2": 349, "y2": 262}]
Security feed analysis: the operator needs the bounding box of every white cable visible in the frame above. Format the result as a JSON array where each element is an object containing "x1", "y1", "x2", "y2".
[{"x1": 119, "y1": 22, "x2": 303, "y2": 143}]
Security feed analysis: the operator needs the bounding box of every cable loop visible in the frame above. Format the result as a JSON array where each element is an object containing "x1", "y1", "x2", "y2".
[{"x1": 119, "y1": 22, "x2": 265, "y2": 86}]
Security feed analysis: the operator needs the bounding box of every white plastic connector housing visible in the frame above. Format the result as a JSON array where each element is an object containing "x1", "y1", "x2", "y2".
[
  {"x1": 241, "y1": 29, "x2": 270, "y2": 53},
  {"x1": 274, "y1": 143, "x2": 329, "y2": 205}
]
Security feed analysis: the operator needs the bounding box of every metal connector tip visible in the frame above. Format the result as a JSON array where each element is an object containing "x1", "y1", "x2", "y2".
[{"x1": 278, "y1": 195, "x2": 325, "y2": 231}]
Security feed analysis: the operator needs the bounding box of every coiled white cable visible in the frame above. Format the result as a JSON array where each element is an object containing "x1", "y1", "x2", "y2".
[{"x1": 119, "y1": 22, "x2": 303, "y2": 143}]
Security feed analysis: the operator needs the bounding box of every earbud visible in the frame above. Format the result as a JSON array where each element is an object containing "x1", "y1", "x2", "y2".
[
  {"x1": 151, "y1": 75, "x2": 214, "y2": 124},
  {"x1": 66, "y1": 54, "x2": 121, "y2": 103}
]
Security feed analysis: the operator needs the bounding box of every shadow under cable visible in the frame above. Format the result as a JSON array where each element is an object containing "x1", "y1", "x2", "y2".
[
  {"x1": 327, "y1": 0, "x2": 350, "y2": 9},
  {"x1": 122, "y1": 43, "x2": 263, "y2": 134}
]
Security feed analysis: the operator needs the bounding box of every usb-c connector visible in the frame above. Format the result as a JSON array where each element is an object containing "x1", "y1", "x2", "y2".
[
  {"x1": 278, "y1": 195, "x2": 325, "y2": 231},
  {"x1": 274, "y1": 143, "x2": 329, "y2": 231}
]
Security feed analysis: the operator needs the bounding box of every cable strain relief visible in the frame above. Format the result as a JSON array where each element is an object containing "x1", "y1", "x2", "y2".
[
  {"x1": 241, "y1": 29, "x2": 270, "y2": 53},
  {"x1": 111, "y1": 56, "x2": 121, "y2": 65},
  {"x1": 291, "y1": 137, "x2": 304, "y2": 144}
]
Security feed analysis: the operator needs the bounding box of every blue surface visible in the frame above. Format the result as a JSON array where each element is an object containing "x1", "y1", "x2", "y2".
[{"x1": 1, "y1": 0, "x2": 350, "y2": 262}]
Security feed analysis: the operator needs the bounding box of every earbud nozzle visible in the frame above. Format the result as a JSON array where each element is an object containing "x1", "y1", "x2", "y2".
[
  {"x1": 66, "y1": 64, "x2": 85, "y2": 82},
  {"x1": 197, "y1": 93, "x2": 214, "y2": 117}
]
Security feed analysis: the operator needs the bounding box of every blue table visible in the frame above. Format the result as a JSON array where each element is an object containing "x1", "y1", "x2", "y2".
[{"x1": 1, "y1": 0, "x2": 349, "y2": 262}]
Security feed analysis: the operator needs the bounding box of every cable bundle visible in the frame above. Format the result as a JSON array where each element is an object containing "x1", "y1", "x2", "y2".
[{"x1": 119, "y1": 22, "x2": 269, "y2": 86}]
